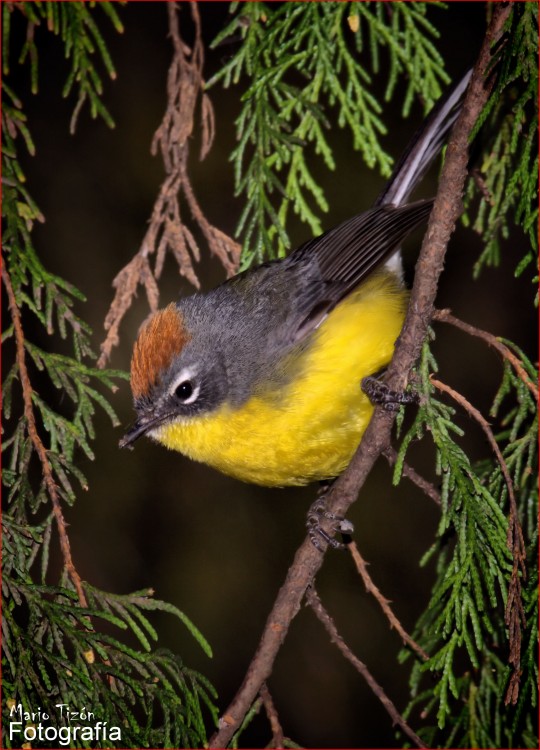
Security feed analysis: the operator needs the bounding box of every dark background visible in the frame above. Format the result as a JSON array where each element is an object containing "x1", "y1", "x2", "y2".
[{"x1": 5, "y1": 3, "x2": 536, "y2": 747}]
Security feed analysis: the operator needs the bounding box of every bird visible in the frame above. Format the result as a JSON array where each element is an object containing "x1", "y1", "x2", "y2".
[{"x1": 120, "y1": 71, "x2": 471, "y2": 487}]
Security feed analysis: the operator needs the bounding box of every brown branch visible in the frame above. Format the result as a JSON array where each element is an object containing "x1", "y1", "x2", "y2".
[
  {"x1": 471, "y1": 166, "x2": 495, "y2": 206},
  {"x1": 98, "y1": 2, "x2": 240, "y2": 368},
  {"x1": 432, "y1": 308, "x2": 538, "y2": 402},
  {"x1": 306, "y1": 587, "x2": 426, "y2": 749},
  {"x1": 209, "y1": 7, "x2": 511, "y2": 747},
  {"x1": 383, "y1": 445, "x2": 441, "y2": 505},
  {"x1": 347, "y1": 540, "x2": 429, "y2": 661},
  {"x1": 209, "y1": 535, "x2": 329, "y2": 746},
  {"x1": 430, "y1": 375, "x2": 527, "y2": 704},
  {"x1": 259, "y1": 683, "x2": 284, "y2": 749},
  {"x1": 2, "y1": 265, "x2": 87, "y2": 608}
]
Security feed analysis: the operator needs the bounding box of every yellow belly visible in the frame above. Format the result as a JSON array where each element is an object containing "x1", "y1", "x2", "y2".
[{"x1": 155, "y1": 273, "x2": 407, "y2": 486}]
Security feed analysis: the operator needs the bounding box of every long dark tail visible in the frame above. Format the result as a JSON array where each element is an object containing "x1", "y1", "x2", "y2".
[{"x1": 375, "y1": 70, "x2": 472, "y2": 209}]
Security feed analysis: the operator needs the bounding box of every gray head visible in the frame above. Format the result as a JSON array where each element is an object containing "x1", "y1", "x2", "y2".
[{"x1": 120, "y1": 302, "x2": 228, "y2": 447}]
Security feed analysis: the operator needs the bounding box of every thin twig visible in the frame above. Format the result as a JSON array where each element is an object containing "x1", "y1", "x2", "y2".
[
  {"x1": 98, "y1": 2, "x2": 240, "y2": 368},
  {"x1": 259, "y1": 683, "x2": 284, "y2": 749},
  {"x1": 383, "y1": 446, "x2": 441, "y2": 505},
  {"x1": 347, "y1": 540, "x2": 429, "y2": 661},
  {"x1": 433, "y1": 308, "x2": 538, "y2": 402},
  {"x1": 209, "y1": 7, "x2": 512, "y2": 746},
  {"x1": 305, "y1": 587, "x2": 426, "y2": 749},
  {"x1": 471, "y1": 167, "x2": 495, "y2": 205},
  {"x1": 2, "y1": 265, "x2": 87, "y2": 608},
  {"x1": 430, "y1": 375, "x2": 527, "y2": 704}
]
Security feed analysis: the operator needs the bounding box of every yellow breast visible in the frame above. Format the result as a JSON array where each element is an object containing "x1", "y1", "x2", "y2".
[{"x1": 155, "y1": 273, "x2": 407, "y2": 486}]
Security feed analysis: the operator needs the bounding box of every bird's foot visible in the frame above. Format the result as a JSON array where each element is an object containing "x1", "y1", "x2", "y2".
[
  {"x1": 362, "y1": 375, "x2": 418, "y2": 411},
  {"x1": 307, "y1": 496, "x2": 354, "y2": 551}
]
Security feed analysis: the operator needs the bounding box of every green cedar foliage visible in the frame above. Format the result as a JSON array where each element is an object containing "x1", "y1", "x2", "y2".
[
  {"x1": 395, "y1": 8, "x2": 538, "y2": 742},
  {"x1": 208, "y1": 1, "x2": 449, "y2": 265},
  {"x1": 463, "y1": 2, "x2": 539, "y2": 296},
  {"x1": 396, "y1": 335, "x2": 537, "y2": 747},
  {"x1": 2, "y1": 3, "x2": 217, "y2": 747}
]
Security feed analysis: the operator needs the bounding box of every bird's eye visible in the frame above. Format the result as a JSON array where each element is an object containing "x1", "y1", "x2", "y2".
[
  {"x1": 175, "y1": 380, "x2": 194, "y2": 401},
  {"x1": 170, "y1": 369, "x2": 200, "y2": 405}
]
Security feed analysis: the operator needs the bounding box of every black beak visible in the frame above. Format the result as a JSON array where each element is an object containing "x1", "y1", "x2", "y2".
[
  {"x1": 119, "y1": 420, "x2": 151, "y2": 449},
  {"x1": 119, "y1": 413, "x2": 173, "y2": 449}
]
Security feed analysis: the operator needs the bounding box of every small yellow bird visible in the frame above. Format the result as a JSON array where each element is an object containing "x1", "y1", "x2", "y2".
[{"x1": 120, "y1": 72, "x2": 470, "y2": 487}]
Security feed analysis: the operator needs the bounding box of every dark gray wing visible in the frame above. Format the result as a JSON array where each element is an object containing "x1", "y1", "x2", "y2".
[{"x1": 287, "y1": 199, "x2": 432, "y2": 339}]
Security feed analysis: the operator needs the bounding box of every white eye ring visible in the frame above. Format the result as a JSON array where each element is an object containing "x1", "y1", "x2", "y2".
[{"x1": 170, "y1": 369, "x2": 200, "y2": 405}]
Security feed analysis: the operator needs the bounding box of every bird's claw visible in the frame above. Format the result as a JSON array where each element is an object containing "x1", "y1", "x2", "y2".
[
  {"x1": 362, "y1": 375, "x2": 418, "y2": 411},
  {"x1": 307, "y1": 497, "x2": 354, "y2": 551}
]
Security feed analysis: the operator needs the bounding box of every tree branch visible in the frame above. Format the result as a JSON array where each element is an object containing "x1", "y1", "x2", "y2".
[
  {"x1": 347, "y1": 540, "x2": 429, "y2": 661},
  {"x1": 2, "y1": 264, "x2": 88, "y2": 609},
  {"x1": 432, "y1": 308, "x2": 538, "y2": 402},
  {"x1": 383, "y1": 445, "x2": 441, "y2": 505},
  {"x1": 259, "y1": 683, "x2": 284, "y2": 749},
  {"x1": 306, "y1": 587, "x2": 426, "y2": 749},
  {"x1": 209, "y1": 5, "x2": 511, "y2": 746}
]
